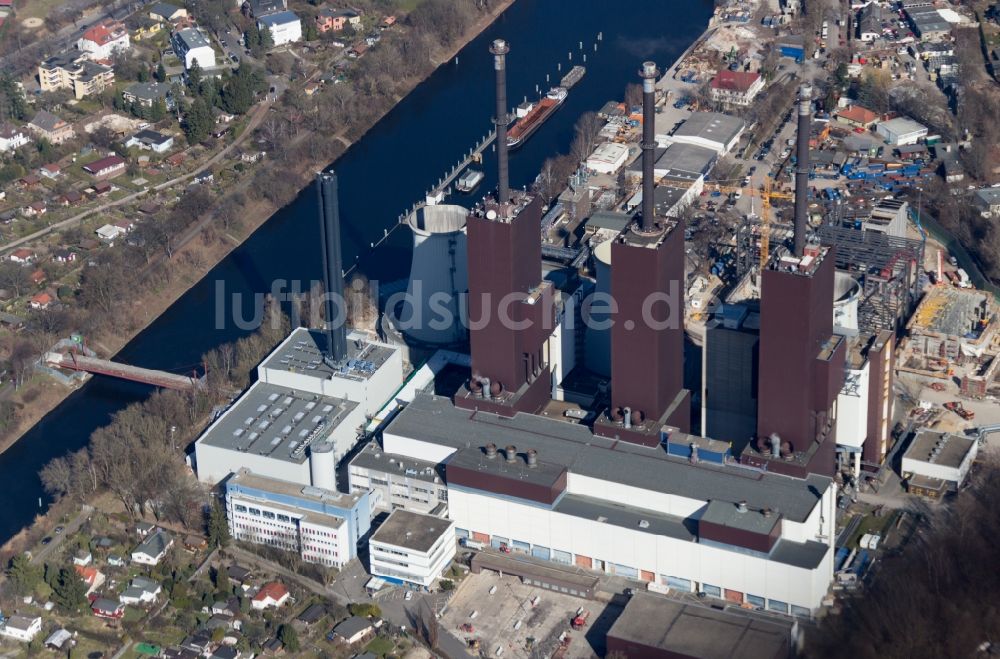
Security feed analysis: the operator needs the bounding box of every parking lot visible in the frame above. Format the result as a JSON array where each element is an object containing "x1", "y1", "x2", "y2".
[{"x1": 442, "y1": 572, "x2": 623, "y2": 659}]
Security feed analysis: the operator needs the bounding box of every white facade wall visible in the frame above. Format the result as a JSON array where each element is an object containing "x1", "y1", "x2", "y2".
[
  {"x1": 370, "y1": 520, "x2": 456, "y2": 588},
  {"x1": 195, "y1": 440, "x2": 312, "y2": 485},
  {"x1": 774, "y1": 480, "x2": 837, "y2": 546},
  {"x1": 382, "y1": 433, "x2": 458, "y2": 464},
  {"x1": 448, "y1": 487, "x2": 832, "y2": 611},
  {"x1": 77, "y1": 33, "x2": 130, "y2": 60},
  {"x1": 0, "y1": 131, "x2": 30, "y2": 153},
  {"x1": 545, "y1": 293, "x2": 578, "y2": 398},
  {"x1": 0, "y1": 617, "x2": 42, "y2": 642},
  {"x1": 228, "y1": 494, "x2": 352, "y2": 568},
  {"x1": 348, "y1": 465, "x2": 446, "y2": 514},
  {"x1": 261, "y1": 17, "x2": 302, "y2": 46},
  {"x1": 566, "y1": 473, "x2": 707, "y2": 520},
  {"x1": 835, "y1": 366, "x2": 869, "y2": 450}
]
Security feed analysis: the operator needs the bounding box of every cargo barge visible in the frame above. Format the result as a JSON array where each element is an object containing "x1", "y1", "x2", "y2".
[{"x1": 507, "y1": 87, "x2": 568, "y2": 149}]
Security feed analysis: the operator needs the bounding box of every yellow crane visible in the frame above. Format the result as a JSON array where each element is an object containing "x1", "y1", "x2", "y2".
[{"x1": 698, "y1": 178, "x2": 792, "y2": 274}]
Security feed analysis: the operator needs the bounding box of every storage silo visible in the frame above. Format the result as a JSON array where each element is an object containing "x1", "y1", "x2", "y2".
[
  {"x1": 833, "y1": 271, "x2": 861, "y2": 337},
  {"x1": 584, "y1": 240, "x2": 613, "y2": 376},
  {"x1": 398, "y1": 204, "x2": 469, "y2": 346},
  {"x1": 309, "y1": 441, "x2": 336, "y2": 490}
]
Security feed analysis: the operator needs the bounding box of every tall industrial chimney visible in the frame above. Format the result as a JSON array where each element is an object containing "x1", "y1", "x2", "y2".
[
  {"x1": 491, "y1": 39, "x2": 511, "y2": 205},
  {"x1": 316, "y1": 171, "x2": 348, "y2": 365},
  {"x1": 793, "y1": 84, "x2": 812, "y2": 257},
  {"x1": 639, "y1": 60, "x2": 660, "y2": 232}
]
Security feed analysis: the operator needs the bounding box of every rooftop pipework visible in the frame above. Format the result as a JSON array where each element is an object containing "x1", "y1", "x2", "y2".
[
  {"x1": 491, "y1": 39, "x2": 511, "y2": 205},
  {"x1": 794, "y1": 84, "x2": 812, "y2": 257},
  {"x1": 639, "y1": 60, "x2": 660, "y2": 233},
  {"x1": 316, "y1": 172, "x2": 348, "y2": 365}
]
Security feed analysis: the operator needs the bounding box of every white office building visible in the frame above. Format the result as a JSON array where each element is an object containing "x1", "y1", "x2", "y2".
[
  {"x1": 377, "y1": 394, "x2": 837, "y2": 616},
  {"x1": 171, "y1": 27, "x2": 216, "y2": 70},
  {"x1": 902, "y1": 429, "x2": 978, "y2": 492},
  {"x1": 258, "y1": 10, "x2": 302, "y2": 46},
  {"x1": 226, "y1": 469, "x2": 371, "y2": 568},
  {"x1": 349, "y1": 440, "x2": 449, "y2": 515},
  {"x1": 369, "y1": 509, "x2": 456, "y2": 590},
  {"x1": 876, "y1": 117, "x2": 928, "y2": 146}
]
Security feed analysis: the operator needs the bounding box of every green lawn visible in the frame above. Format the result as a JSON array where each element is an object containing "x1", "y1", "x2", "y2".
[
  {"x1": 18, "y1": 0, "x2": 65, "y2": 20},
  {"x1": 364, "y1": 637, "x2": 395, "y2": 657},
  {"x1": 847, "y1": 510, "x2": 899, "y2": 550}
]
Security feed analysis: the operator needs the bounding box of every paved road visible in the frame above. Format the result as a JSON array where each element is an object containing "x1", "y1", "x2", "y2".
[
  {"x1": 0, "y1": 99, "x2": 273, "y2": 256},
  {"x1": 30, "y1": 504, "x2": 93, "y2": 565}
]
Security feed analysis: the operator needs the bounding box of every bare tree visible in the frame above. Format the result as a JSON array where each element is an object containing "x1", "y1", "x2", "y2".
[
  {"x1": 570, "y1": 111, "x2": 603, "y2": 162},
  {"x1": 624, "y1": 82, "x2": 642, "y2": 109}
]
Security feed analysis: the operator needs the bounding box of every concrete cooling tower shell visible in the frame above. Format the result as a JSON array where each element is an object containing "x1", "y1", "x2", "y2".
[
  {"x1": 584, "y1": 240, "x2": 613, "y2": 377},
  {"x1": 833, "y1": 271, "x2": 861, "y2": 337},
  {"x1": 309, "y1": 441, "x2": 336, "y2": 490},
  {"x1": 401, "y1": 204, "x2": 469, "y2": 346}
]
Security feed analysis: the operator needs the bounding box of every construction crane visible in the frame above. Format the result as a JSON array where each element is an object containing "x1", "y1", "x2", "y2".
[{"x1": 699, "y1": 178, "x2": 792, "y2": 275}]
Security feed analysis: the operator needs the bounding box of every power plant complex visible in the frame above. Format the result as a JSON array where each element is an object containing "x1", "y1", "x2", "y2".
[{"x1": 192, "y1": 40, "x2": 904, "y2": 618}]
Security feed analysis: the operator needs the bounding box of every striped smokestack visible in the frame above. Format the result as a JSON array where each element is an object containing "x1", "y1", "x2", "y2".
[
  {"x1": 793, "y1": 84, "x2": 812, "y2": 257},
  {"x1": 639, "y1": 60, "x2": 660, "y2": 232},
  {"x1": 491, "y1": 39, "x2": 511, "y2": 205}
]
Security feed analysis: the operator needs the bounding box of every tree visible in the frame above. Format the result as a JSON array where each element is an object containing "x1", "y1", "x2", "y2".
[
  {"x1": 439, "y1": 579, "x2": 455, "y2": 591},
  {"x1": 278, "y1": 624, "x2": 300, "y2": 652},
  {"x1": 51, "y1": 565, "x2": 88, "y2": 612},
  {"x1": 6, "y1": 553, "x2": 42, "y2": 595},
  {"x1": 187, "y1": 60, "x2": 203, "y2": 95},
  {"x1": 0, "y1": 261, "x2": 31, "y2": 296},
  {"x1": 156, "y1": 61, "x2": 167, "y2": 83},
  {"x1": 348, "y1": 602, "x2": 381, "y2": 618},
  {"x1": 183, "y1": 97, "x2": 214, "y2": 144},
  {"x1": 207, "y1": 500, "x2": 230, "y2": 548},
  {"x1": 150, "y1": 97, "x2": 167, "y2": 123},
  {"x1": 214, "y1": 565, "x2": 230, "y2": 594},
  {"x1": 570, "y1": 111, "x2": 602, "y2": 162},
  {"x1": 624, "y1": 82, "x2": 642, "y2": 109}
]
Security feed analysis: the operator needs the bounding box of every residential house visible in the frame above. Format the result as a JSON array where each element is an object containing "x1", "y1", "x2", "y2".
[
  {"x1": 709, "y1": 70, "x2": 764, "y2": 106},
  {"x1": 9, "y1": 248, "x2": 35, "y2": 264},
  {"x1": 0, "y1": 122, "x2": 30, "y2": 152},
  {"x1": 149, "y1": 2, "x2": 188, "y2": 23},
  {"x1": 38, "y1": 51, "x2": 114, "y2": 99},
  {"x1": 251, "y1": 582, "x2": 290, "y2": 610},
  {"x1": 209, "y1": 646, "x2": 240, "y2": 659},
  {"x1": 171, "y1": 27, "x2": 216, "y2": 70},
  {"x1": 120, "y1": 576, "x2": 162, "y2": 605},
  {"x1": 128, "y1": 15, "x2": 162, "y2": 40},
  {"x1": 73, "y1": 549, "x2": 93, "y2": 566},
  {"x1": 74, "y1": 565, "x2": 107, "y2": 595},
  {"x1": 131, "y1": 528, "x2": 173, "y2": 565},
  {"x1": 77, "y1": 20, "x2": 131, "y2": 60},
  {"x1": 125, "y1": 129, "x2": 174, "y2": 154},
  {"x1": 30, "y1": 292, "x2": 53, "y2": 310},
  {"x1": 974, "y1": 187, "x2": 1000, "y2": 218},
  {"x1": 53, "y1": 249, "x2": 77, "y2": 263},
  {"x1": 328, "y1": 616, "x2": 373, "y2": 645},
  {"x1": 316, "y1": 8, "x2": 360, "y2": 32},
  {"x1": 0, "y1": 615, "x2": 42, "y2": 642},
  {"x1": 23, "y1": 200, "x2": 46, "y2": 217},
  {"x1": 180, "y1": 629, "x2": 215, "y2": 655},
  {"x1": 241, "y1": 0, "x2": 286, "y2": 19},
  {"x1": 258, "y1": 11, "x2": 301, "y2": 46},
  {"x1": 40, "y1": 163, "x2": 62, "y2": 179},
  {"x1": 835, "y1": 105, "x2": 879, "y2": 129},
  {"x1": 295, "y1": 603, "x2": 326, "y2": 627},
  {"x1": 107, "y1": 554, "x2": 126, "y2": 567},
  {"x1": 182, "y1": 535, "x2": 207, "y2": 551},
  {"x1": 82, "y1": 155, "x2": 127, "y2": 180},
  {"x1": 29, "y1": 269, "x2": 46, "y2": 286},
  {"x1": 212, "y1": 598, "x2": 240, "y2": 617},
  {"x1": 382, "y1": 15, "x2": 396, "y2": 27},
  {"x1": 28, "y1": 110, "x2": 75, "y2": 145},
  {"x1": 92, "y1": 180, "x2": 113, "y2": 196},
  {"x1": 58, "y1": 190, "x2": 84, "y2": 206},
  {"x1": 858, "y1": 3, "x2": 882, "y2": 41},
  {"x1": 136, "y1": 521, "x2": 156, "y2": 536},
  {"x1": 91, "y1": 597, "x2": 125, "y2": 619},
  {"x1": 227, "y1": 565, "x2": 253, "y2": 589},
  {"x1": 123, "y1": 81, "x2": 172, "y2": 108},
  {"x1": 18, "y1": 173, "x2": 41, "y2": 188}
]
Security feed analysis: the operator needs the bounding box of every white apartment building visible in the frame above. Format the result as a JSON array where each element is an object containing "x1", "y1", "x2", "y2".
[
  {"x1": 369, "y1": 509, "x2": 456, "y2": 589},
  {"x1": 171, "y1": 27, "x2": 216, "y2": 70},
  {"x1": 258, "y1": 10, "x2": 302, "y2": 46},
  {"x1": 225, "y1": 470, "x2": 371, "y2": 568}
]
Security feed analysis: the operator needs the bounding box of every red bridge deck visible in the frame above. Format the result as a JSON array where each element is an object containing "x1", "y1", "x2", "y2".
[{"x1": 46, "y1": 352, "x2": 201, "y2": 390}]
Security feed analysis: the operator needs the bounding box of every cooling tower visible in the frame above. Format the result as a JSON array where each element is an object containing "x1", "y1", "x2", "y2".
[
  {"x1": 584, "y1": 240, "x2": 613, "y2": 377},
  {"x1": 400, "y1": 204, "x2": 469, "y2": 346},
  {"x1": 309, "y1": 441, "x2": 336, "y2": 490},
  {"x1": 833, "y1": 271, "x2": 861, "y2": 337}
]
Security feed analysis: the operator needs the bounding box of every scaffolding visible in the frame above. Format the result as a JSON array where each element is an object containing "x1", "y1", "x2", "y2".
[{"x1": 815, "y1": 225, "x2": 925, "y2": 334}]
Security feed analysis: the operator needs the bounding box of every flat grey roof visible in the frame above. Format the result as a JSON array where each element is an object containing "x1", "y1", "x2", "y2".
[
  {"x1": 904, "y1": 429, "x2": 975, "y2": 470},
  {"x1": 656, "y1": 142, "x2": 717, "y2": 179},
  {"x1": 385, "y1": 394, "x2": 831, "y2": 523},
  {"x1": 768, "y1": 538, "x2": 829, "y2": 569},
  {"x1": 199, "y1": 381, "x2": 358, "y2": 464},
  {"x1": 259, "y1": 10, "x2": 299, "y2": 27},
  {"x1": 350, "y1": 440, "x2": 443, "y2": 485},
  {"x1": 261, "y1": 327, "x2": 395, "y2": 383},
  {"x1": 701, "y1": 499, "x2": 780, "y2": 535},
  {"x1": 554, "y1": 494, "x2": 695, "y2": 542},
  {"x1": 608, "y1": 593, "x2": 794, "y2": 658},
  {"x1": 672, "y1": 112, "x2": 745, "y2": 147},
  {"x1": 448, "y1": 446, "x2": 566, "y2": 489},
  {"x1": 586, "y1": 210, "x2": 630, "y2": 232},
  {"x1": 370, "y1": 509, "x2": 450, "y2": 553},
  {"x1": 174, "y1": 27, "x2": 211, "y2": 50},
  {"x1": 228, "y1": 469, "x2": 362, "y2": 509}
]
